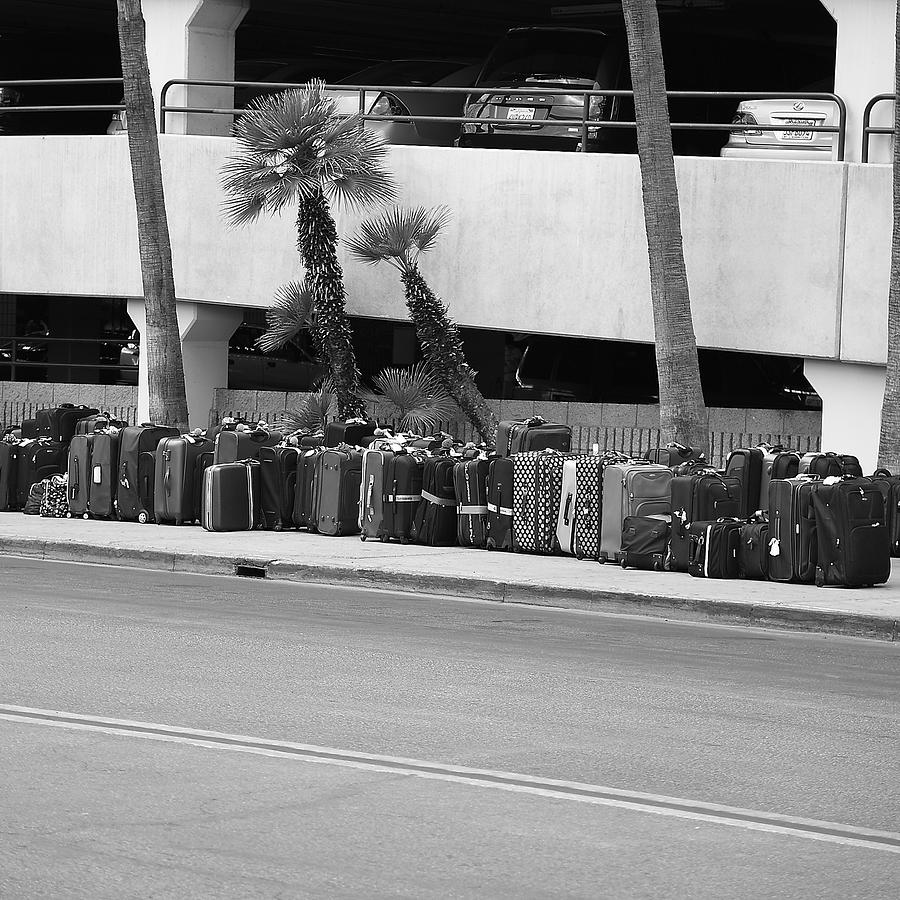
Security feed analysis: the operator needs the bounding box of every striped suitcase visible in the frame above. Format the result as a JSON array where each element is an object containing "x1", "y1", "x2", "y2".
[
  {"x1": 380, "y1": 452, "x2": 425, "y2": 544},
  {"x1": 454, "y1": 457, "x2": 491, "y2": 549}
]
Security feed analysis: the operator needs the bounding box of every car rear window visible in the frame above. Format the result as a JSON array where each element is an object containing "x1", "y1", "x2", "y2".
[{"x1": 479, "y1": 30, "x2": 608, "y2": 85}]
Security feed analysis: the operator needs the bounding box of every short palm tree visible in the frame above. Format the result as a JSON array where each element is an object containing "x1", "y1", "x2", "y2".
[
  {"x1": 368, "y1": 362, "x2": 458, "y2": 436},
  {"x1": 221, "y1": 81, "x2": 395, "y2": 419},
  {"x1": 346, "y1": 206, "x2": 498, "y2": 443}
]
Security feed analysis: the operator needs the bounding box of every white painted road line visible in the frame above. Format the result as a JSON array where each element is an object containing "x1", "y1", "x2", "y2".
[{"x1": 3, "y1": 703, "x2": 899, "y2": 855}]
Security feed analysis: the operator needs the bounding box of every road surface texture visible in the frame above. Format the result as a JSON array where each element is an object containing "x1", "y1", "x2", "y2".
[{"x1": 2, "y1": 557, "x2": 899, "y2": 898}]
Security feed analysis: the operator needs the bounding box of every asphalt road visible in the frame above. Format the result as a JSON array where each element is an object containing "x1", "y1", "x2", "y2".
[{"x1": 2, "y1": 557, "x2": 899, "y2": 899}]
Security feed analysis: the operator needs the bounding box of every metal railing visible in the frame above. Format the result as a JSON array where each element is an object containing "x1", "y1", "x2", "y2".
[
  {"x1": 0, "y1": 334, "x2": 137, "y2": 382},
  {"x1": 861, "y1": 93, "x2": 895, "y2": 163},
  {"x1": 159, "y1": 79, "x2": 848, "y2": 160},
  {"x1": 0, "y1": 78, "x2": 124, "y2": 116}
]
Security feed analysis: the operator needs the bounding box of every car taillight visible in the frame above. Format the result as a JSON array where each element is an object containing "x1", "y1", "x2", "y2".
[
  {"x1": 731, "y1": 111, "x2": 761, "y2": 136},
  {"x1": 588, "y1": 95, "x2": 607, "y2": 122},
  {"x1": 368, "y1": 92, "x2": 410, "y2": 120}
]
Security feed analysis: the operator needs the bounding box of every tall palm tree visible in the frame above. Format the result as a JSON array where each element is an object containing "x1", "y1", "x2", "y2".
[
  {"x1": 877, "y1": 3, "x2": 900, "y2": 471},
  {"x1": 221, "y1": 82, "x2": 395, "y2": 419},
  {"x1": 116, "y1": 0, "x2": 188, "y2": 430},
  {"x1": 346, "y1": 206, "x2": 498, "y2": 443},
  {"x1": 622, "y1": 0, "x2": 707, "y2": 453}
]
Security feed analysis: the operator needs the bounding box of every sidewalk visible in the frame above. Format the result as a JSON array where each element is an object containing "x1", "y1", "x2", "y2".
[{"x1": 1, "y1": 512, "x2": 897, "y2": 642}]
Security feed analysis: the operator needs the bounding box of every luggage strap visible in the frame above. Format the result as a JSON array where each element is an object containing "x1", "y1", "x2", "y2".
[
  {"x1": 386, "y1": 493, "x2": 421, "y2": 503},
  {"x1": 458, "y1": 504, "x2": 488, "y2": 515},
  {"x1": 487, "y1": 501, "x2": 513, "y2": 516},
  {"x1": 422, "y1": 490, "x2": 455, "y2": 507}
]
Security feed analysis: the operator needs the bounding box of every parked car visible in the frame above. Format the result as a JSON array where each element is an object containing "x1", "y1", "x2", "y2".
[
  {"x1": 458, "y1": 27, "x2": 628, "y2": 152},
  {"x1": 0, "y1": 86, "x2": 22, "y2": 134},
  {"x1": 719, "y1": 98, "x2": 839, "y2": 161}
]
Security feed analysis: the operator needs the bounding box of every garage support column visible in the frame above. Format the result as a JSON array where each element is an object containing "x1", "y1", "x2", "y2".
[
  {"x1": 819, "y1": 0, "x2": 896, "y2": 162},
  {"x1": 127, "y1": 298, "x2": 242, "y2": 429},
  {"x1": 804, "y1": 359, "x2": 885, "y2": 472},
  {"x1": 142, "y1": 0, "x2": 250, "y2": 136}
]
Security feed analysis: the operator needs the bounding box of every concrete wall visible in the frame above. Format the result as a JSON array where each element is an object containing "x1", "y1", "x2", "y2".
[{"x1": 0, "y1": 135, "x2": 887, "y2": 364}]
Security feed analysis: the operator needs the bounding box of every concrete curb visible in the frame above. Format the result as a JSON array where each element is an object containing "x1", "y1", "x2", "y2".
[{"x1": 2, "y1": 536, "x2": 897, "y2": 642}]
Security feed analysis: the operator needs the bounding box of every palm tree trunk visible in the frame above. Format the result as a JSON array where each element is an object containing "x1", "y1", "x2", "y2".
[
  {"x1": 622, "y1": 0, "x2": 707, "y2": 454},
  {"x1": 877, "y1": 3, "x2": 900, "y2": 471},
  {"x1": 116, "y1": 0, "x2": 188, "y2": 431},
  {"x1": 295, "y1": 190, "x2": 366, "y2": 420},
  {"x1": 402, "y1": 268, "x2": 497, "y2": 443}
]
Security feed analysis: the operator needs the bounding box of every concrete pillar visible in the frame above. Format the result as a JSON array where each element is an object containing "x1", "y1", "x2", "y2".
[
  {"x1": 804, "y1": 359, "x2": 885, "y2": 472},
  {"x1": 820, "y1": 0, "x2": 896, "y2": 162},
  {"x1": 142, "y1": 0, "x2": 249, "y2": 136},
  {"x1": 127, "y1": 298, "x2": 242, "y2": 428}
]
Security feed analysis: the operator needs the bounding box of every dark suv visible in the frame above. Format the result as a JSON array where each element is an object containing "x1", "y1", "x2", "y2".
[{"x1": 458, "y1": 27, "x2": 628, "y2": 152}]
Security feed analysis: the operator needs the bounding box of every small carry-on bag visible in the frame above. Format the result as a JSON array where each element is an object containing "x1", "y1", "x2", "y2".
[
  {"x1": 767, "y1": 476, "x2": 822, "y2": 584},
  {"x1": 23, "y1": 479, "x2": 47, "y2": 515},
  {"x1": 0, "y1": 441, "x2": 19, "y2": 511},
  {"x1": 202, "y1": 460, "x2": 260, "y2": 532},
  {"x1": 644, "y1": 442, "x2": 703, "y2": 467},
  {"x1": 486, "y1": 456, "x2": 514, "y2": 550},
  {"x1": 117, "y1": 424, "x2": 180, "y2": 522},
  {"x1": 512, "y1": 449, "x2": 580, "y2": 555},
  {"x1": 617, "y1": 515, "x2": 670, "y2": 570},
  {"x1": 40, "y1": 474, "x2": 69, "y2": 518},
  {"x1": 799, "y1": 452, "x2": 863, "y2": 479},
  {"x1": 259, "y1": 445, "x2": 299, "y2": 531},
  {"x1": 75, "y1": 413, "x2": 128, "y2": 436},
  {"x1": 359, "y1": 448, "x2": 389, "y2": 540},
  {"x1": 325, "y1": 419, "x2": 377, "y2": 449},
  {"x1": 155, "y1": 434, "x2": 214, "y2": 525},
  {"x1": 213, "y1": 426, "x2": 283, "y2": 464},
  {"x1": 869, "y1": 471, "x2": 900, "y2": 556},
  {"x1": 380, "y1": 452, "x2": 425, "y2": 544},
  {"x1": 293, "y1": 448, "x2": 325, "y2": 530},
  {"x1": 555, "y1": 455, "x2": 603, "y2": 559},
  {"x1": 17, "y1": 439, "x2": 67, "y2": 508},
  {"x1": 496, "y1": 416, "x2": 572, "y2": 458},
  {"x1": 737, "y1": 519, "x2": 770, "y2": 580},
  {"x1": 725, "y1": 447, "x2": 765, "y2": 519},
  {"x1": 758, "y1": 448, "x2": 800, "y2": 512},
  {"x1": 67, "y1": 433, "x2": 95, "y2": 518},
  {"x1": 87, "y1": 431, "x2": 121, "y2": 519},
  {"x1": 668, "y1": 473, "x2": 742, "y2": 572},
  {"x1": 454, "y1": 456, "x2": 491, "y2": 549},
  {"x1": 21, "y1": 418, "x2": 38, "y2": 440},
  {"x1": 313, "y1": 447, "x2": 363, "y2": 536},
  {"x1": 687, "y1": 520, "x2": 743, "y2": 579},
  {"x1": 812, "y1": 478, "x2": 891, "y2": 587},
  {"x1": 411, "y1": 456, "x2": 458, "y2": 546},
  {"x1": 599, "y1": 462, "x2": 673, "y2": 563}
]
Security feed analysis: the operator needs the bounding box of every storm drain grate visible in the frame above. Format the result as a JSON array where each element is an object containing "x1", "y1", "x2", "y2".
[{"x1": 234, "y1": 564, "x2": 268, "y2": 579}]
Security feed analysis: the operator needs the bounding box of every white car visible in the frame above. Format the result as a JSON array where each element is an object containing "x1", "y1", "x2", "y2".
[{"x1": 720, "y1": 98, "x2": 839, "y2": 161}]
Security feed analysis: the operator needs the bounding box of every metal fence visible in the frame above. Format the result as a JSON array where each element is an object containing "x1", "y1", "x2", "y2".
[
  {"x1": 861, "y1": 93, "x2": 895, "y2": 163},
  {"x1": 0, "y1": 335, "x2": 137, "y2": 382}
]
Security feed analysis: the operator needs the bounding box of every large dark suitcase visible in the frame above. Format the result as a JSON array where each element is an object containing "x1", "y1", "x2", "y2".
[
  {"x1": 360, "y1": 448, "x2": 389, "y2": 541},
  {"x1": 486, "y1": 457, "x2": 514, "y2": 550},
  {"x1": 410, "y1": 456, "x2": 458, "y2": 546},
  {"x1": 669, "y1": 473, "x2": 742, "y2": 572},
  {"x1": 117, "y1": 424, "x2": 180, "y2": 523},
  {"x1": 725, "y1": 447, "x2": 765, "y2": 518},
  {"x1": 512, "y1": 450, "x2": 580, "y2": 555},
  {"x1": 869, "y1": 472, "x2": 900, "y2": 557},
  {"x1": 313, "y1": 447, "x2": 363, "y2": 536},
  {"x1": 155, "y1": 434, "x2": 214, "y2": 525},
  {"x1": 644, "y1": 442, "x2": 703, "y2": 467},
  {"x1": 202, "y1": 460, "x2": 261, "y2": 532},
  {"x1": 192, "y1": 451, "x2": 215, "y2": 524},
  {"x1": 325, "y1": 420, "x2": 377, "y2": 449},
  {"x1": 737, "y1": 520, "x2": 770, "y2": 580},
  {"x1": 767, "y1": 477, "x2": 822, "y2": 584},
  {"x1": 293, "y1": 448, "x2": 325, "y2": 530},
  {"x1": 0, "y1": 442, "x2": 20, "y2": 511},
  {"x1": 37, "y1": 404, "x2": 99, "y2": 444},
  {"x1": 21, "y1": 418, "x2": 38, "y2": 440},
  {"x1": 380, "y1": 452, "x2": 425, "y2": 543},
  {"x1": 687, "y1": 520, "x2": 743, "y2": 579},
  {"x1": 600, "y1": 462, "x2": 673, "y2": 563},
  {"x1": 759, "y1": 449, "x2": 800, "y2": 511},
  {"x1": 496, "y1": 417, "x2": 572, "y2": 457},
  {"x1": 67, "y1": 433, "x2": 95, "y2": 518},
  {"x1": 454, "y1": 457, "x2": 491, "y2": 549},
  {"x1": 86, "y1": 431, "x2": 120, "y2": 519},
  {"x1": 812, "y1": 479, "x2": 890, "y2": 587},
  {"x1": 799, "y1": 452, "x2": 863, "y2": 479},
  {"x1": 259, "y1": 445, "x2": 299, "y2": 531},
  {"x1": 75, "y1": 413, "x2": 129, "y2": 436},
  {"x1": 617, "y1": 515, "x2": 669, "y2": 570},
  {"x1": 213, "y1": 427, "x2": 283, "y2": 464},
  {"x1": 17, "y1": 439, "x2": 67, "y2": 507}
]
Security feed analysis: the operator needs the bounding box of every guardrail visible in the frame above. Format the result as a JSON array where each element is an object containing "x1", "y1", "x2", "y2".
[
  {"x1": 0, "y1": 78, "x2": 124, "y2": 116},
  {"x1": 0, "y1": 334, "x2": 137, "y2": 382},
  {"x1": 862, "y1": 93, "x2": 895, "y2": 163},
  {"x1": 159, "y1": 79, "x2": 848, "y2": 160}
]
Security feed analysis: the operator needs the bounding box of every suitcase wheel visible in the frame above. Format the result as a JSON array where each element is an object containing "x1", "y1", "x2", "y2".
[
  {"x1": 620, "y1": 559, "x2": 627, "y2": 569},
  {"x1": 653, "y1": 559, "x2": 664, "y2": 572},
  {"x1": 137, "y1": 510, "x2": 149, "y2": 524},
  {"x1": 360, "y1": 534, "x2": 367, "y2": 542},
  {"x1": 401, "y1": 537, "x2": 409, "y2": 545},
  {"x1": 576, "y1": 550, "x2": 584, "y2": 560},
  {"x1": 815, "y1": 568, "x2": 825, "y2": 588},
  {"x1": 274, "y1": 524, "x2": 282, "y2": 533},
  {"x1": 66, "y1": 512, "x2": 72, "y2": 518},
  {"x1": 82, "y1": 513, "x2": 89, "y2": 520},
  {"x1": 379, "y1": 535, "x2": 388, "y2": 543}
]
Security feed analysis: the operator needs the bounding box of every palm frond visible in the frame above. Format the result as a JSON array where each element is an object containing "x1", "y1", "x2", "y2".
[
  {"x1": 410, "y1": 205, "x2": 451, "y2": 257},
  {"x1": 256, "y1": 281, "x2": 316, "y2": 353},
  {"x1": 277, "y1": 378, "x2": 335, "y2": 433},
  {"x1": 346, "y1": 205, "x2": 449, "y2": 270},
  {"x1": 369, "y1": 362, "x2": 457, "y2": 435}
]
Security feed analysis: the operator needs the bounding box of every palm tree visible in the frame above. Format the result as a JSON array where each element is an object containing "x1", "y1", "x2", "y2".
[
  {"x1": 221, "y1": 82, "x2": 395, "y2": 419},
  {"x1": 368, "y1": 362, "x2": 458, "y2": 436},
  {"x1": 116, "y1": 0, "x2": 188, "y2": 430},
  {"x1": 346, "y1": 206, "x2": 498, "y2": 443},
  {"x1": 877, "y1": 4, "x2": 900, "y2": 471},
  {"x1": 622, "y1": 0, "x2": 707, "y2": 454}
]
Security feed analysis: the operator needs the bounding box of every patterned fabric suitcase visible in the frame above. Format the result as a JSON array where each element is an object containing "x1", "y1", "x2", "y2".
[
  {"x1": 202, "y1": 460, "x2": 260, "y2": 532},
  {"x1": 17, "y1": 439, "x2": 67, "y2": 508},
  {"x1": 512, "y1": 450, "x2": 580, "y2": 555},
  {"x1": 556, "y1": 455, "x2": 603, "y2": 559},
  {"x1": 410, "y1": 456, "x2": 458, "y2": 546},
  {"x1": 599, "y1": 463, "x2": 673, "y2": 563},
  {"x1": 40, "y1": 474, "x2": 69, "y2": 518},
  {"x1": 313, "y1": 447, "x2": 362, "y2": 536},
  {"x1": 454, "y1": 457, "x2": 491, "y2": 549},
  {"x1": 486, "y1": 457, "x2": 514, "y2": 551},
  {"x1": 259, "y1": 445, "x2": 299, "y2": 531},
  {"x1": 117, "y1": 425, "x2": 180, "y2": 522},
  {"x1": 360, "y1": 448, "x2": 389, "y2": 540},
  {"x1": 381, "y1": 452, "x2": 425, "y2": 543},
  {"x1": 67, "y1": 433, "x2": 94, "y2": 518},
  {"x1": 87, "y1": 431, "x2": 121, "y2": 519}
]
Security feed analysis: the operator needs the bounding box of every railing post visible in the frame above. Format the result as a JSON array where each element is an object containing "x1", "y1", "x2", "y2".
[{"x1": 581, "y1": 93, "x2": 590, "y2": 152}]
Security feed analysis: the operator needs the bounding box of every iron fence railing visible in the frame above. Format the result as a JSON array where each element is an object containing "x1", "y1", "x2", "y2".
[
  {"x1": 158, "y1": 79, "x2": 848, "y2": 160},
  {"x1": 861, "y1": 93, "x2": 895, "y2": 163},
  {"x1": 0, "y1": 334, "x2": 138, "y2": 382},
  {"x1": 0, "y1": 78, "x2": 124, "y2": 117}
]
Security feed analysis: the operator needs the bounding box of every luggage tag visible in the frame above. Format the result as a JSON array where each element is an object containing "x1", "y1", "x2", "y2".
[
  {"x1": 93, "y1": 465, "x2": 102, "y2": 484},
  {"x1": 768, "y1": 537, "x2": 780, "y2": 557}
]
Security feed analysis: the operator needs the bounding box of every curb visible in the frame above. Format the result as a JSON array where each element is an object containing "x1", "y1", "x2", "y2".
[{"x1": 2, "y1": 537, "x2": 897, "y2": 642}]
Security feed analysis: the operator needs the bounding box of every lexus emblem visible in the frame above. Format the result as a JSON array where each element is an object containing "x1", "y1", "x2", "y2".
[{"x1": 793, "y1": 101, "x2": 805, "y2": 111}]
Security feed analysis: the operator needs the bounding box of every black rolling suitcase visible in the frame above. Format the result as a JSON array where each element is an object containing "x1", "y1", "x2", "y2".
[
  {"x1": 869, "y1": 471, "x2": 900, "y2": 556},
  {"x1": 259, "y1": 445, "x2": 299, "y2": 531},
  {"x1": 293, "y1": 448, "x2": 324, "y2": 530},
  {"x1": 687, "y1": 520, "x2": 743, "y2": 579},
  {"x1": 737, "y1": 518, "x2": 769, "y2": 580},
  {"x1": 17, "y1": 439, "x2": 67, "y2": 508},
  {"x1": 0, "y1": 441, "x2": 19, "y2": 511},
  {"x1": 454, "y1": 456, "x2": 491, "y2": 549},
  {"x1": 799, "y1": 452, "x2": 863, "y2": 478},
  {"x1": 725, "y1": 447, "x2": 765, "y2": 518},
  {"x1": 812, "y1": 479, "x2": 890, "y2": 587},
  {"x1": 202, "y1": 460, "x2": 261, "y2": 532},
  {"x1": 75, "y1": 413, "x2": 129, "y2": 436},
  {"x1": 313, "y1": 447, "x2": 363, "y2": 536},
  {"x1": 617, "y1": 515, "x2": 669, "y2": 570},
  {"x1": 117, "y1": 424, "x2": 180, "y2": 523},
  {"x1": 21, "y1": 418, "x2": 38, "y2": 440},
  {"x1": 380, "y1": 452, "x2": 425, "y2": 544},
  {"x1": 496, "y1": 416, "x2": 571, "y2": 457},
  {"x1": 213, "y1": 427, "x2": 283, "y2": 464},
  {"x1": 669, "y1": 473, "x2": 742, "y2": 572},
  {"x1": 325, "y1": 420, "x2": 377, "y2": 449},
  {"x1": 67, "y1": 433, "x2": 95, "y2": 518},
  {"x1": 767, "y1": 477, "x2": 822, "y2": 584},
  {"x1": 36, "y1": 404, "x2": 98, "y2": 443},
  {"x1": 155, "y1": 434, "x2": 215, "y2": 525},
  {"x1": 410, "y1": 455, "x2": 458, "y2": 546},
  {"x1": 644, "y1": 442, "x2": 703, "y2": 467},
  {"x1": 486, "y1": 457, "x2": 514, "y2": 550}
]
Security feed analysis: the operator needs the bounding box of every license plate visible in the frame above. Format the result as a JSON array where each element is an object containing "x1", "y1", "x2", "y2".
[
  {"x1": 506, "y1": 107, "x2": 535, "y2": 121},
  {"x1": 780, "y1": 118, "x2": 815, "y2": 141}
]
